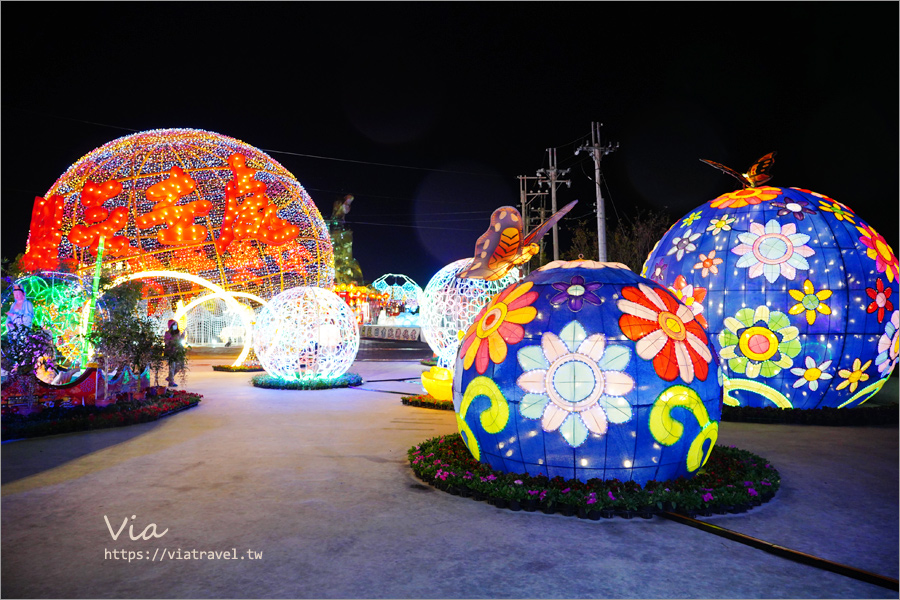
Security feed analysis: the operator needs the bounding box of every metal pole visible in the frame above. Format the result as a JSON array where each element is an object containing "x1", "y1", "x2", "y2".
[
  {"x1": 593, "y1": 123, "x2": 608, "y2": 262},
  {"x1": 549, "y1": 149, "x2": 560, "y2": 261}
]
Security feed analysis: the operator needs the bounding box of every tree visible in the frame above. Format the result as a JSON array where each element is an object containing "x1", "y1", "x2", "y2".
[
  {"x1": 88, "y1": 279, "x2": 169, "y2": 385},
  {"x1": 563, "y1": 209, "x2": 675, "y2": 273},
  {"x1": 1, "y1": 323, "x2": 57, "y2": 404}
]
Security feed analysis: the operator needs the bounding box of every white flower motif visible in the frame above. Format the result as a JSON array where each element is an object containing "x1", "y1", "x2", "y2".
[
  {"x1": 666, "y1": 228, "x2": 702, "y2": 261},
  {"x1": 731, "y1": 219, "x2": 815, "y2": 283},
  {"x1": 707, "y1": 214, "x2": 736, "y2": 235},
  {"x1": 876, "y1": 310, "x2": 899, "y2": 375},
  {"x1": 516, "y1": 320, "x2": 634, "y2": 448},
  {"x1": 790, "y1": 356, "x2": 834, "y2": 391}
]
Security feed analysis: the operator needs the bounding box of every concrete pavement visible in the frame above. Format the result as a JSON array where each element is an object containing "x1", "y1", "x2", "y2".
[{"x1": 1, "y1": 349, "x2": 897, "y2": 599}]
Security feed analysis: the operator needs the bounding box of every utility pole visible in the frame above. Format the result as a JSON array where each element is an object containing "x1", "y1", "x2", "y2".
[
  {"x1": 536, "y1": 148, "x2": 570, "y2": 261},
  {"x1": 576, "y1": 122, "x2": 618, "y2": 261},
  {"x1": 517, "y1": 175, "x2": 548, "y2": 276}
]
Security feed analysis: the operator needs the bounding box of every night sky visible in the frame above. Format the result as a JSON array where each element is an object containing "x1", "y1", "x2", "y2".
[{"x1": 2, "y1": 2, "x2": 897, "y2": 288}]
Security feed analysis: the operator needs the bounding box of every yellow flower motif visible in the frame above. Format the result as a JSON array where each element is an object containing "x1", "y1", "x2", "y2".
[
  {"x1": 709, "y1": 186, "x2": 782, "y2": 209},
  {"x1": 788, "y1": 279, "x2": 833, "y2": 325},
  {"x1": 818, "y1": 200, "x2": 856, "y2": 224},
  {"x1": 682, "y1": 211, "x2": 702, "y2": 228},
  {"x1": 835, "y1": 358, "x2": 872, "y2": 393}
]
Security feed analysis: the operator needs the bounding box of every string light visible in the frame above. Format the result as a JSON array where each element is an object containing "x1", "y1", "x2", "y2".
[{"x1": 24, "y1": 128, "x2": 334, "y2": 326}]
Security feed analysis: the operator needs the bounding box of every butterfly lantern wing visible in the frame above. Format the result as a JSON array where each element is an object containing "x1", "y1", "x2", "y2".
[
  {"x1": 700, "y1": 152, "x2": 776, "y2": 188},
  {"x1": 522, "y1": 200, "x2": 579, "y2": 248},
  {"x1": 456, "y1": 206, "x2": 525, "y2": 281},
  {"x1": 699, "y1": 159, "x2": 747, "y2": 188},
  {"x1": 744, "y1": 151, "x2": 776, "y2": 187}
]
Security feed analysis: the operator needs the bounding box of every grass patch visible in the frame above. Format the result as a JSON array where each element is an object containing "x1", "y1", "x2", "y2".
[
  {"x1": 401, "y1": 394, "x2": 453, "y2": 411},
  {"x1": 410, "y1": 434, "x2": 780, "y2": 519},
  {"x1": 212, "y1": 365, "x2": 265, "y2": 372},
  {"x1": 251, "y1": 372, "x2": 363, "y2": 390},
  {"x1": 722, "y1": 403, "x2": 898, "y2": 426}
]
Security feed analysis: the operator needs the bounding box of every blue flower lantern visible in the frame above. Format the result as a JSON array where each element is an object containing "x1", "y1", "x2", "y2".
[
  {"x1": 452, "y1": 260, "x2": 722, "y2": 485},
  {"x1": 642, "y1": 186, "x2": 899, "y2": 410}
]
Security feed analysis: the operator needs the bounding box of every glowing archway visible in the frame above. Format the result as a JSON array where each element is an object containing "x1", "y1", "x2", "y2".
[
  {"x1": 173, "y1": 291, "x2": 267, "y2": 347},
  {"x1": 109, "y1": 271, "x2": 252, "y2": 367}
]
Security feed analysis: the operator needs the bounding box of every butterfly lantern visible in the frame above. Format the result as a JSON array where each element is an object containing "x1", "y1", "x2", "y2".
[
  {"x1": 642, "y1": 152, "x2": 898, "y2": 410},
  {"x1": 457, "y1": 201, "x2": 578, "y2": 281}
]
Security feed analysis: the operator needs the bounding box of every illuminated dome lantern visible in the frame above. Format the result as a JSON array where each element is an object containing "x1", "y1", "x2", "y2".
[
  {"x1": 420, "y1": 259, "x2": 519, "y2": 369},
  {"x1": 642, "y1": 185, "x2": 899, "y2": 409},
  {"x1": 253, "y1": 287, "x2": 359, "y2": 381},
  {"x1": 22, "y1": 128, "x2": 334, "y2": 313},
  {"x1": 452, "y1": 260, "x2": 722, "y2": 485}
]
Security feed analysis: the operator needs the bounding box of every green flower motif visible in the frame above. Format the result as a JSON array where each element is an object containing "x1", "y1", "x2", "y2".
[{"x1": 718, "y1": 306, "x2": 801, "y2": 378}]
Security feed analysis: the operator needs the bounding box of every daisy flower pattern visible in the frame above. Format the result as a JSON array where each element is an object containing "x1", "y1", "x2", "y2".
[
  {"x1": 718, "y1": 306, "x2": 801, "y2": 379},
  {"x1": 835, "y1": 358, "x2": 872, "y2": 394},
  {"x1": 788, "y1": 279, "x2": 832, "y2": 325},
  {"x1": 709, "y1": 186, "x2": 781, "y2": 209},
  {"x1": 706, "y1": 214, "x2": 736, "y2": 235},
  {"x1": 516, "y1": 320, "x2": 634, "y2": 448},
  {"x1": 770, "y1": 198, "x2": 816, "y2": 221},
  {"x1": 460, "y1": 282, "x2": 538, "y2": 374},
  {"x1": 617, "y1": 283, "x2": 712, "y2": 383},
  {"x1": 866, "y1": 278, "x2": 894, "y2": 324},
  {"x1": 667, "y1": 275, "x2": 708, "y2": 329},
  {"x1": 790, "y1": 356, "x2": 833, "y2": 391},
  {"x1": 731, "y1": 219, "x2": 815, "y2": 283},
  {"x1": 876, "y1": 310, "x2": 899, "y2": 375},
  {"x1": 549, "y1": 275, "x2": 602, "y2": 312},
  {"x1": 857, "y1": 224, "x2": 899, "y2": 283},
  {"x1": 693, "y1": 250, "x2": 723, "y2": 278},
  {"x1": 666, "y1": 228, "x2": 702, "y2": 261}
]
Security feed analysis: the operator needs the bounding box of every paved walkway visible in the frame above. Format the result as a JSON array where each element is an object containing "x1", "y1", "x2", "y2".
[{"x1": 1, "y1": 353, "x2": 897, "y2": 599}]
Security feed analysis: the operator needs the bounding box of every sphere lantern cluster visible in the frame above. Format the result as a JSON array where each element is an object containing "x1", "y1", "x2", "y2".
[{"x1": 642, "y1": 186, "x2": 898, "y2": 410}]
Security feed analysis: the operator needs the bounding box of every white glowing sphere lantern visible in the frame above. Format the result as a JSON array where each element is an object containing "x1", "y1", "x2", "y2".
[
  {"x1": 253, "y1": 287, "x2": 359, "y2": 381},
  {"x1": 420, "y1": 259, "x2": 520, "y2": 369}
]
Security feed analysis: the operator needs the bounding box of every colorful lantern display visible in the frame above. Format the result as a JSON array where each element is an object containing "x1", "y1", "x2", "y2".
[
  {"x1": 1, "y1": 272, "x2": 105, "y2": 368},
  {"x1": 452, "y1": 260, "x2": 722, "y2": 485},
  {"x1": 253, "y1": 287, "x2": 359, "y2": 381},
  {"x1": 371, "y1": 273, "x2": 423, "y2": 312},
  {"x1": 642, "y1": 186, "x2": 899, "y2": 409},
  {"x1": 23, "y1": 128, "x2": 334, "y2": 312},
  {"x1": 420, "y1": 259, "x2": 519, "y2": 369}
]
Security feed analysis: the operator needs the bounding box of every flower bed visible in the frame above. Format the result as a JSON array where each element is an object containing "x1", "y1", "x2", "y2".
[
  {"x1": 420, "y1": 357, "x2": 438, "y2": 367},
  {"x1": 722, "y1": 403, "x2": 898, "y2": 426},
  {"x1": 1, "y1": 390, "x2": 202, "y2": 441},
  {"x1": 409, "y1": 434, "x2": 780, "y2": 519},
  {"x1": 212, "y1": 365, "x2": 265, "y2": 372},
  {"x1": 250, "y1": 373, "x2": 363, "y2": 390},
  {"x1": 401, "y1": 394, "x2": 453, "y2": 411}
]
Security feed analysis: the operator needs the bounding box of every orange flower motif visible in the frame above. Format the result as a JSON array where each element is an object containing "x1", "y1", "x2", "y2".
[
  {"x1": 709, "y1": 186, "x2": 782, "y2": 209},
  {"x1": 617, "y1": 283, "x2": 712, "y2": 383},
  {"x1": 460, "y1": 282, "x2": 538, "y2": 374}
]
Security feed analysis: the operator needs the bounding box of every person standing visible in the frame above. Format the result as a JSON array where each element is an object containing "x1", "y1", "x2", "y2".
[{"x1": 164, "y1": 319, "x2": 185, "y2": 387}]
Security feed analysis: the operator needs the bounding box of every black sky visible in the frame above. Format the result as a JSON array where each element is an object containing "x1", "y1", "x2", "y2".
[{"x1": 2, "y1": 2, "x2": 897, "y2": 288}]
